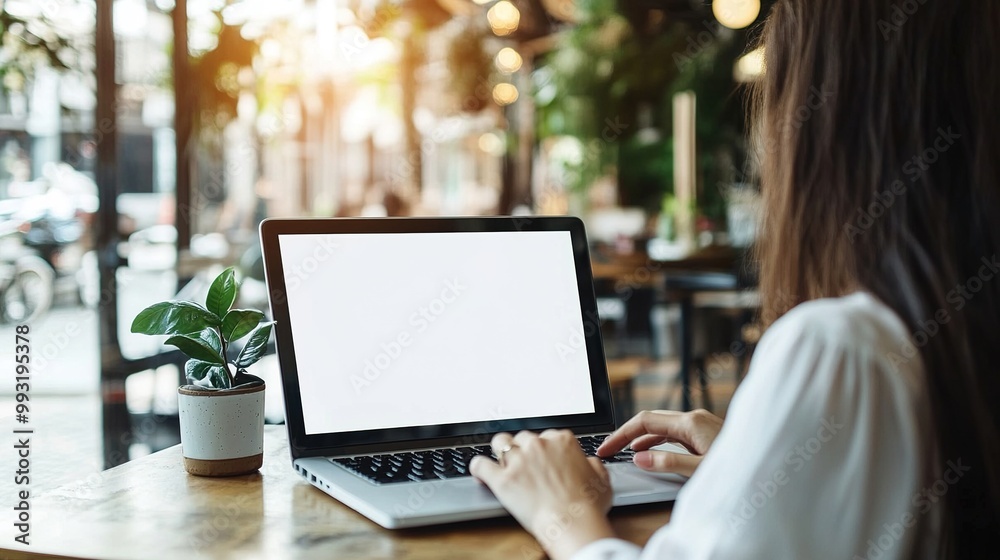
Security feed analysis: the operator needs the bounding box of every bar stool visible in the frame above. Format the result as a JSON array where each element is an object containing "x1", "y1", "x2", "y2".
[{"x1": 664, "y1": 270, "x2": 758, "y2": 411}]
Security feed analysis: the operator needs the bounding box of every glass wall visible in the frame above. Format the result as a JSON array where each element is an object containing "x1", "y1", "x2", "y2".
[{"x1": 0, "y1": 0, "x2": 765, "y2": 471}]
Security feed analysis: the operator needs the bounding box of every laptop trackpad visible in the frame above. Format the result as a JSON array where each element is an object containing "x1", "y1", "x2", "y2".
[{"x1": 611, "y1": 468, "x2": 685, "y2": 497}]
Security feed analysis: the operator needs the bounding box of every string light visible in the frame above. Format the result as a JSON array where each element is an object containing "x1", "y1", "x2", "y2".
[
  {"x1": 488, "y1": 1, "x2": 520, "y2": 36},
  {"x1": 495, "y1": 47, "x2": 523, "y2": 74},
  {"x1": 734, "y1": 47, "x2": 765, "y2": 81},
  {"x1": 712, "y1": 0, "x2": 760, "y2": 30},
  {"x1": 478, "y1": 132, "x2": 505, "y2": 155},
  {"x1": 492, "y1": 83, "x2": 519, "y2": 105}
]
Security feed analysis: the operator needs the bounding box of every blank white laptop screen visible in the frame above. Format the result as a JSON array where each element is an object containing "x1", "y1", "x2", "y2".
[{"x1": 277, "y1": 231, "x2": 596, "y2": 435}]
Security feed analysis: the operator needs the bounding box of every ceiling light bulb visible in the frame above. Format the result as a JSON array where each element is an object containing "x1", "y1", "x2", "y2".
[
  {"x1": 734, "y1": 47, "x2": 765, "y2": 81},
  {"x1": 488, "y1": 1, "x2": 520, "y2": 36},
  {"x1": 495, "y1": 47, "x2": 523, "y2": 74},
  {"x1": 712, "y1": 0, "x2": 760, "y2": 30},
  {"x1": 492, "y1": 83, "x2": 519, "y2": 105}
]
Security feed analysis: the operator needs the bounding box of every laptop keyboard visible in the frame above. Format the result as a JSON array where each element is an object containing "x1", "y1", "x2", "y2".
[{"x1": 331, "y1": 435, "x2": 636, "y2": 485}]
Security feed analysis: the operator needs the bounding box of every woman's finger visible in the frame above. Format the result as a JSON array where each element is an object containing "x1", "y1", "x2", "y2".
[
  {"x1": 490, "y1": 432, "x2": 516, "y2": 459},
  {"x1": 633, "y1": 450, "x2": 701, "y2": 477},
  {"x1": 538, "y1": 428, "x2": 575, "y2": 442},
  {"x1": 626, "y1": 434, "x2": 670, "y2": 451},
  {"x1": 513, "y1": 430, "x2": 539, "y2": 448},
  {"x1": 597, "y1": 410, "x2": 692, "y2": 456},
  {"x1": 628, "y1": 434, "x2": 697, "y2": 453},
  {"x1": 469, "y1": 455, "x2": 504, "y2": 486}
]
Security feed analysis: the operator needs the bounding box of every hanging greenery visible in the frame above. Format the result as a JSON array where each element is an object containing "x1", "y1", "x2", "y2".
[
  {"x1": 444, "y1": 19, "x2": 493, "y2": 114},
  {"x1": 533, "y1": 0, "x2": 687, "y2": 199},
  {"x1": 533, "y1": 0, "x2": 751, "y2": 216}
]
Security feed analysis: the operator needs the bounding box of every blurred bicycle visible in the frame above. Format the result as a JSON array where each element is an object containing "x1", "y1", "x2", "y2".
[{"x1": 0, "y1": 219, "x2": 54, "y2": 324}]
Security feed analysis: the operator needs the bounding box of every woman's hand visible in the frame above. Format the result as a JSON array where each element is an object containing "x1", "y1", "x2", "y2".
[
  {"x1": 597, "y1": 409, "x2": 724, "y2": 477},
  {"x1": 470, "y1": 430, "x2": 615, "y2": 560}
]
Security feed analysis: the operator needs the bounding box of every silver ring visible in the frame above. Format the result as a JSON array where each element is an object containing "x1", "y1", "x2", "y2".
[{"x1": 498, "y1": 444, "x2": 517, "y2": 466}]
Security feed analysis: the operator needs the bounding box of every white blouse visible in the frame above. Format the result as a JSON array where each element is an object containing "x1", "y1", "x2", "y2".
[{"x1": 575, "y1": 292, "x2": 940, "y2": 560}]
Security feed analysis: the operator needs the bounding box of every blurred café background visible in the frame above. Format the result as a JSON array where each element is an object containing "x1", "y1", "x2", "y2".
[{"x1": 0, "y1": 0, "x2": 767, "y2": 487}]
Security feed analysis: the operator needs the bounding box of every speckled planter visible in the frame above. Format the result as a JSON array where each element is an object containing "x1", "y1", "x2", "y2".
[{"x1": 177, "y1": 381, "x2": 265, "y2": 477}]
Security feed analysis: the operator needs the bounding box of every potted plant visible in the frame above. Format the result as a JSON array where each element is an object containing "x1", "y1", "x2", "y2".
[{"x1": 130, "y1": 267, "x2": 273, "y2": 476}]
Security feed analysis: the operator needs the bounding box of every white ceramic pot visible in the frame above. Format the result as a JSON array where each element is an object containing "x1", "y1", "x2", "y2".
[{"x1": 177, "y1": 381, "x2": 265, "y2": 476}]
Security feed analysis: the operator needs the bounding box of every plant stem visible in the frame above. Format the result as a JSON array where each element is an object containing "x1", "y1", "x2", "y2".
[{"x1": 217, "y1": 327, "x2": 235, "y2": 387}]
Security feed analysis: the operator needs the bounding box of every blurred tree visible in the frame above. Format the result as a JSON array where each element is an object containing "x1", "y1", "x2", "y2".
[
  {"x1": 193, "y1": 20, "x2": 256, "y2": 128},
  {"x1": 0, "y1": 6, "x2": 85, "y2": 93},
  {"x1": 361, "y1": 0, "x2": 457, "y2": 194},
  {"x1": 668, "y1": 29, "x2": 748, "y2": 223}
]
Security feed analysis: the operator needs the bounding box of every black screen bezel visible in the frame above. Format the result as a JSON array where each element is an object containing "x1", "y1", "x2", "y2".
[{"x1": 259, "y1": 216, "x2": 615, "y2": 459}]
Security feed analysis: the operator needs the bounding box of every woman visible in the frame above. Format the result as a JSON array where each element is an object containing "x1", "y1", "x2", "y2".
[{"x1": 470, "y1": 1, "x2": 1000, "y2": 558}]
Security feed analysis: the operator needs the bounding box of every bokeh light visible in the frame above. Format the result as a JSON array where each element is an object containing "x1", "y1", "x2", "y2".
[
  {"x1": 492, "y1": 83, "x2": 519, "y2": 105},
  {"x1": 495, "y1": 47, "x2": 523, "y2": 74},
  {"x1": 712, "y1": 0, "x2": 760, "y2": 30},
  {"x1": 488, "y1": 1, "x2": 521, "y2": 36}
]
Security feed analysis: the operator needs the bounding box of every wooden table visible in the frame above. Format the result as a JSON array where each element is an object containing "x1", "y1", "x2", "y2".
[
  {"x1": 1, "y1": 426, "x2": 671, "y2": 560},
  {"x1": 590, "y1": 244, "x2": 743, "y2": 285}
]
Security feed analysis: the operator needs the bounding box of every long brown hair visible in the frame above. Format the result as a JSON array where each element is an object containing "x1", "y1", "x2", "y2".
[{"x1": 751, "y1": 1, "x2": 1000, "y2": 556}]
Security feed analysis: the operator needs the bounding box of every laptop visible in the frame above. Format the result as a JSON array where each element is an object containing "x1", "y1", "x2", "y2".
[{"x1": 259, "y1": 216, "x2": 683, "y2": 528}]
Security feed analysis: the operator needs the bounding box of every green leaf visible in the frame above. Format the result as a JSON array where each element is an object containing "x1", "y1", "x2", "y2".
[
  {"x1": 235, "y1": 322, "x2": 274, "y2": 368},
  {"x1": 209, "y1": 367, "x2": 232, "y2": 389},
  {"x1": 164, "y1": 330, "x2": 225, "y2": 365},
  {"x1": 130, "y1": 301, "x2": 221, "y2": 336},
  {"x1": 221, "y1": 309, "x2": 264, "y2": 342},
  {"x1": 206, "y1": 267, "x2": 238, "y2": 319},
  {"x1": 184, "y1": 359, "x2": 230, "y2": 389},
  {"x1": 185, "y1": 359, "x2": 214, "y2": 383}
]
